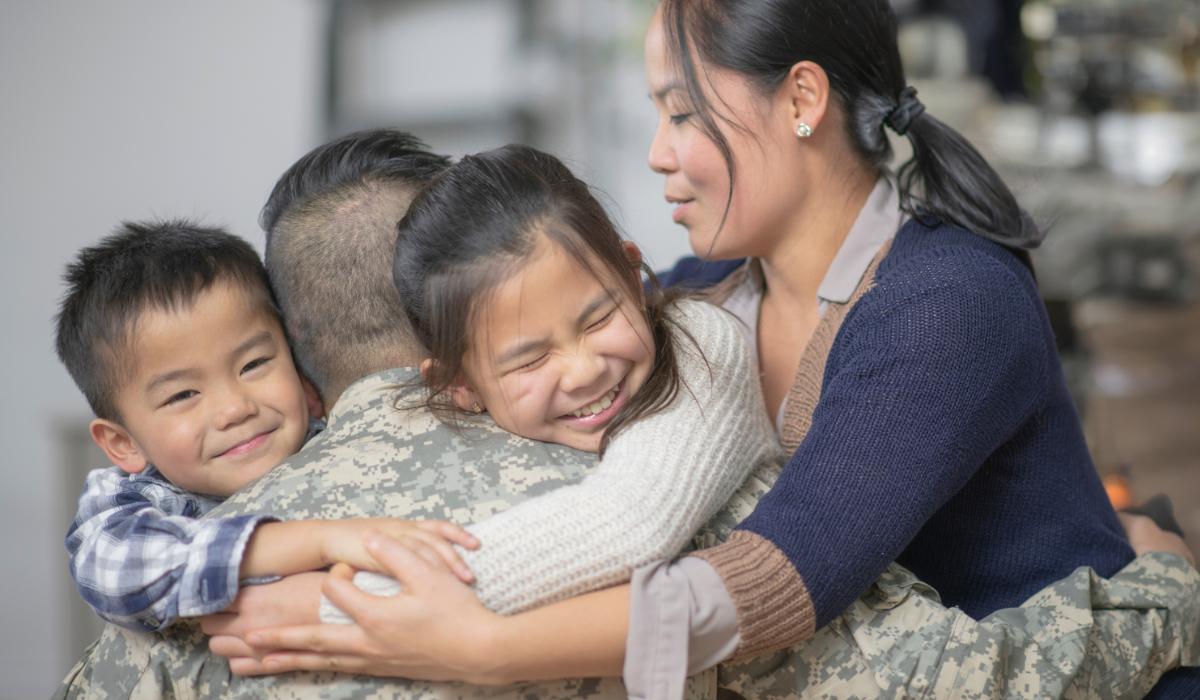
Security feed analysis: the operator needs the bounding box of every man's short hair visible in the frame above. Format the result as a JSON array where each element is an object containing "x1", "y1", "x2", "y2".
[
  {"x1": 55, "y1": 220, "x2": 277, "y2": 422},
  {"x1": 261, "y1": 129, "x2": 451, "y2": 400}
]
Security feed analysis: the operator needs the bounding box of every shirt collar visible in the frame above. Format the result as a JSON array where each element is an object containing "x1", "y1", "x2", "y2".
[{"x1": 817, "y1": 175, "x2": 903, "y2": 305}]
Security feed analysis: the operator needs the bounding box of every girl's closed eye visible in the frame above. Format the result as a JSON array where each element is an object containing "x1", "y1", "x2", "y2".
[
  {"x1": 669, "y1": 113, "x2": 692, "y2": 125},
  {"x1": 241, "y1": 357, "x2": 271, "y2": 374},
  {"x1": 513, "y1": 354, "x2": 549, "y2": 373},
  {"x1": 586, "y1": 309, "x2": 616, "y2": 332}
]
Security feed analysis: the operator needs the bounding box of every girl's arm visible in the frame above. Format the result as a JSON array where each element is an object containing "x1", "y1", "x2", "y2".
[
  {"x1": 460, "y1": 300, "x2": 779, "y2": 615},
  {"x1": 326, "y1": 299, "x2": 779, "y2": 621}
]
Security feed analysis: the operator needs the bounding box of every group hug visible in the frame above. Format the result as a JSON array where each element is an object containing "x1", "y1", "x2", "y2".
[{"x1": 52, "y1": 1, "x2": 1200, "y2": 699}]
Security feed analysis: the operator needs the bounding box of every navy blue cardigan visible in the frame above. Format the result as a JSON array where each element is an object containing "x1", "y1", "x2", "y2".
[
  {"x1": 668, "y1": 220, "x2": 1133, "y2": 618},
  {"x1": 664, "y1": 219, "x2": 1199, "y2": 697}
]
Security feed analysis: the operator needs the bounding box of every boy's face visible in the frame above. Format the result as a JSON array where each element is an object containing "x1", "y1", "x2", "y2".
[{"x1": 91, "y1": 281, "x2": 310, "y2": 497}]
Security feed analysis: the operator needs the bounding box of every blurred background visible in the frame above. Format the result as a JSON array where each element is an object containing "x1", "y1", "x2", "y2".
[{"x1": 1, "y1": 0, "x2": 1198, "y2": 696}]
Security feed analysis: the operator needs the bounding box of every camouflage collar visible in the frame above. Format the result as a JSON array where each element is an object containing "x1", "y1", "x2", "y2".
[{"x1": 327, "y1": 367, "x2": 421, "y2": 428}]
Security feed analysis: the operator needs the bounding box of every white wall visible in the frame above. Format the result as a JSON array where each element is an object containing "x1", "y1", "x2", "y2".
[{"x1": 0, "y1": 3, "x2": 323, "y2": 695}]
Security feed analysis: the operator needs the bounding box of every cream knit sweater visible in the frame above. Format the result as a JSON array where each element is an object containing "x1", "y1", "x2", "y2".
[{"x1": 322, "y1": 299, "x2": 779, "y2": 622}]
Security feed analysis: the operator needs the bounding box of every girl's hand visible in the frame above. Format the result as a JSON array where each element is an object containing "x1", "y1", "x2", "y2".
[
  {"x1": 235, "y1": 530, "x2": 511, "y2": 683},
  {"x1": 320, "y1": 519, "x2": 479, "y2": 583}
]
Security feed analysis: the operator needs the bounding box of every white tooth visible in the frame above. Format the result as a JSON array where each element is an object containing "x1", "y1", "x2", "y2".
[
  {"x1": 590, "y1": 402, "x2": 603, "y2": 414},
  {"x1": 600, "y1": 396, "x2": 611, "y2": 409},
  {"x1": 573, "y1": 410, "x2": 582, "y2": 417}
]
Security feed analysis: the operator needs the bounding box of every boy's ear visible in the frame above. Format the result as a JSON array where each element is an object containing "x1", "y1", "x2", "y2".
[
  {"x1": 299, "y1": 374, "x2": 325, "y2": 420},
  {"x1": 90, "y1": 419, "x2": 149, "y2": 475}
]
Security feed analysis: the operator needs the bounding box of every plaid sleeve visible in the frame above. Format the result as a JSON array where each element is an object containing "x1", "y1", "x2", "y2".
[{"x1": 65, "y1": 467, "x2": 275, "y2": 632}]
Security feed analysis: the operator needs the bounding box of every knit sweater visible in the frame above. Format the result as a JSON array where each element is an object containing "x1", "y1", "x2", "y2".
[
  {"x1": 322, "y1": 298, "x2": 781, "y2": 622},
  {"x1": 689, "y1": 219, "x2": 1136, "y2": 654}
]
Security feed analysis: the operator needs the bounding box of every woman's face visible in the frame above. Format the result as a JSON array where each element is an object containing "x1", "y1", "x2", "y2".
[
  {"x1": 644, "y1": 10, "x2": 803, "y2": 261},
  {"x1": 456, "y1": 235, "x2": 655, "y2": 454}
]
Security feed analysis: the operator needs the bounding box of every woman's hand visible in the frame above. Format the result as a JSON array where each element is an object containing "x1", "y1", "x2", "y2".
[
  {"x1": 202, "y1": 570, "x2": 327, "y2": 661},
  {"x1": 235, "y1": 530, "x2": 511, "y2": 683}
]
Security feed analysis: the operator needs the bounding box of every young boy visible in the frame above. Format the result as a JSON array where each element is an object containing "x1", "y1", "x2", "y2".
[{"x1": 55, "y1": 220, "x2": 471, "y2": 633}]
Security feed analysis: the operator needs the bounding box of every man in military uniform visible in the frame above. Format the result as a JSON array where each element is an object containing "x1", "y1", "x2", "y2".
[{"x1": 53, "y1": 129, "x2": 1199, "y2": 700}]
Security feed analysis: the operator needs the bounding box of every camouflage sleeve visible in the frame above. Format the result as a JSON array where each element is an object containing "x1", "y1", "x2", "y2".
[
  {"x1": 717, "y1": 553, "x2": 1199, "y2": 700},
  {"x1": 695, "y1": 469, "x2": 1199, "y2": 700}
]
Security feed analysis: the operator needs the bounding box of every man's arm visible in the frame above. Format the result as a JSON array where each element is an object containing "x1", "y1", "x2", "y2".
[{"x1": 67, "y1": 466, "x2": 271, "y2": 632}]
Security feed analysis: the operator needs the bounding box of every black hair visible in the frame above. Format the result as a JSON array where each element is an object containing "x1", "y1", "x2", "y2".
[
  {"x1": 660, "y1": 0, "x2": 1042, "y2": 249},
  {"x1": 261, "y1": 129, "x2": 452, "y2": 400},
  {"x1": 393, "y1": 144, "x2": 691, "y2": 455},
  {"x1": 55, "y1": 220, "x2": 278, "y2": 422}
]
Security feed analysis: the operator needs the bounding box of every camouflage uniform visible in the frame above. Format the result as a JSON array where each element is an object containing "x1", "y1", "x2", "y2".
[{"x1": 53, "y1": 368, "x2": 1200, "y2": 700}]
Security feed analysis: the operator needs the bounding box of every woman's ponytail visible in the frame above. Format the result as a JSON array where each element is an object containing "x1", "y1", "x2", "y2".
[{"x1": 892, "y1": 90, "x2": 1043, "y2": 249}]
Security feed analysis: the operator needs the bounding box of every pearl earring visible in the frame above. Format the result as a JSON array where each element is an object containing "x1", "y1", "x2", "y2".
[{"x1": 796, "y1": 123, "x2": 813, "y2": 138}]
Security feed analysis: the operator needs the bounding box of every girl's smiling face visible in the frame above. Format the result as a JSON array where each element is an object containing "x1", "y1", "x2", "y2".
[{"x1": 452, "y1": 235, "x2": 655, "y2": 453}]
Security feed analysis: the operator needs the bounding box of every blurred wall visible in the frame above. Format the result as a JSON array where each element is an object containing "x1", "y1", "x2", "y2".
[
  {"x1": 0, "y1": 2, "x2": 323, "y2": 695},
  {"x1": 326, "y1": 0, "x2": 688, "y2": 269}
]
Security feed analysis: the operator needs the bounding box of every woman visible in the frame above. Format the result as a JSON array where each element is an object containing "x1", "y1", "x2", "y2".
[{"x1": 219, "y1": 0, "x2": 1199, "y2": 696}]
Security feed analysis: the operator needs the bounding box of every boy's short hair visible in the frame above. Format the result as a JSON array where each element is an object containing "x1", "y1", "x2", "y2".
[{"x1": 55, "y1": 219, "x2": 279, "y2": 422}]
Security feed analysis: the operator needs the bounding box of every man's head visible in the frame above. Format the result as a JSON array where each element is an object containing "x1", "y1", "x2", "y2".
[
  {"x1": 55, "y1": 221, "x2": 312, "y2": 496},
  {"x1": 261, "y1": 129, "x2": 451, "y2": 407}
]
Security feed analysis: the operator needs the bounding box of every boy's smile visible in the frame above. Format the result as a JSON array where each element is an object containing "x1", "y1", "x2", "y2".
[{"x1": 91, "y1": 281, "x2": 309, "y2": 497}]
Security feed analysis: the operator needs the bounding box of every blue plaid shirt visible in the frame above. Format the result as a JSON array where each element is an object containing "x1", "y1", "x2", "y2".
[{"x1": 66, "y1": 419, "x2": 323, "y2": 633}]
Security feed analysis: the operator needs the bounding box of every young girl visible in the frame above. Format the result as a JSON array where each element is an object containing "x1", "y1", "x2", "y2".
[{"x1": 300, "y1": 144, "x2": 1197, "y2": 700}]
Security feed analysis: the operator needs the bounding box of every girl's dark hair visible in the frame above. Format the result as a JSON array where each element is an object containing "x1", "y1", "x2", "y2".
[
  {"x1": 660, "y1": 0, "x2": 1042, "y2": 249},
  {"x1": 393, "y1": 144, "x2": 690, "y2": 455}
]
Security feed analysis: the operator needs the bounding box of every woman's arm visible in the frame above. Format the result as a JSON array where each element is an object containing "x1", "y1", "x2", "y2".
[
  {"x1": 233, "y1": 526, "x2": 1199, "y2": 700},
  {"x1": 229, "y1": 531, "x2": 629, "y2": 681}
]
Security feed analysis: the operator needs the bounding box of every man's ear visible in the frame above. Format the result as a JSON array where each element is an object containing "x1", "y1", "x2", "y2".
[
  {"x1": 90, "y1": 419, "x2": 148, "y2": 475},
  {"x1": 299, "y1": 374, "x2": 325, "y2": 420}
]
